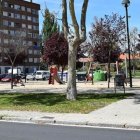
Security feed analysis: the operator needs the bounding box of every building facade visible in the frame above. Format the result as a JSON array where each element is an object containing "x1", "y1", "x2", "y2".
[{"x1": 0, "y1": 0, "x2": 40, "y2": 74}]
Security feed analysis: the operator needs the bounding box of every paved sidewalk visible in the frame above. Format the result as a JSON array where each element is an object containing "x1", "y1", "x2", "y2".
[{"x1": 0, "y1": 79, "x2": 139, "y2": 129}]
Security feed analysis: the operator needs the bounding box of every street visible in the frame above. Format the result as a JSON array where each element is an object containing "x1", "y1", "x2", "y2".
[{"x1": 0, "y1": 122, "x2": 140, "y2": 140}]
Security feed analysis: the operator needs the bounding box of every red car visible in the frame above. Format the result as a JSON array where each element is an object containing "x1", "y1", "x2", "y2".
[
  {"x1": 1, "y1": 74, "x2": 17, "y2": 82},
  {"x1": 0, "y1": 74, "x2": 7, "y2": 81}
]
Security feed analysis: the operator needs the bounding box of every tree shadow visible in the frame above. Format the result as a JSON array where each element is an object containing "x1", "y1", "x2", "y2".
[
  {"x1": 133, "y1": 94, "x2": 140, "y2": 104},
  {"x1": 10, "y1": 93, "x2": 67, "y2": 106}
]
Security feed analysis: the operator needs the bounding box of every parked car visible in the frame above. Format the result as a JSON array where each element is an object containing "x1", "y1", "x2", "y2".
[
  {"x1": 35, "y1": 70, "x2": 50, "y2": 80},
  {"x1": 26, "y1": 73, "x2": 36, "y2": 81},
  {"x1": 0, "y1": 74, "x2": 7, "y2": 81},
  {"x1": 1, "y1": 74, "x2": 17, "y2": 82}
]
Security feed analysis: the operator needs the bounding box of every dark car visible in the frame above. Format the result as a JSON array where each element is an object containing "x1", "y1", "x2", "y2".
[
  {"x1": 0, "y1": 74, "x2": 7, "y2": 81},
  {"x1": 1, "y1": 74, "x2": 17, "y2": 82}
]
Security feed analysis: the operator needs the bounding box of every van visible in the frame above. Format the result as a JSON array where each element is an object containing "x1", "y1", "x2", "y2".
[
  {"x1": 35, "y1": 70, "x2": 50, "y2": 80},
  {"x1": 8, "y1": 68, "x2": 21, "y2": 75}
]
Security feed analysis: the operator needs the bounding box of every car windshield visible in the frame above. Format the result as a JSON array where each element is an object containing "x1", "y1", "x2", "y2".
[
  {"x1": 4, "y1": 74, "x2": 16, "y2": 78},
  {"x1": 36, "y1": 72, "x2": 42, "y2": 75}
]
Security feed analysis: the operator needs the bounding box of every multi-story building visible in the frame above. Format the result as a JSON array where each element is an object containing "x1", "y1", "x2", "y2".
[{"x1": 0, "y1": 0, "x2": 40, "y2": 74}]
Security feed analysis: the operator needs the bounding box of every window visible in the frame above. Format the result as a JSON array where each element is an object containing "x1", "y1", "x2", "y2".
[
  {"x1": 22, "y1": 24, "x2": 26, "y2": 28},
  {"x1": 9, "y1": 22, "x2": 14, "y2": 27},
  {"x1": 34, "y1": 58, "x2": 38, "y2": 63},
  {"x1": 32, "y1": 17, "x2": 38, "y2": 23},
  {"x1": 27, "y1": 16, "x2": 31, "y2": 21},
  {"x1": 33, "y1": 25, "x2": 39, "y2": 30},
  {"x1": 28, "y1": 41, "x2": 32, "y2": 46},
  {"x1": 15, "y1": 14, "x2": 20, "y2": 19},
  {"x1": 3, "y1": 20, "x2": 8, "y2": 26},
  {"x1": 29, "y1": 50, "x2": 33, "y2": 54},
  {"x1": 21, "y1": 6, "x2": 25, "y2": 11},
  {"x1": 8, "y1": 13, "x2": 14, "y2": 18},
  {"x1": 15, "y1": 22, "x2": 21, "y2": 28},
  {"x1": 8, "y1": 22, "x2": 14, "y2": 27},
  {"x1": 4, "y1": 2, "x2": 8, "y2": 8},
  {"x1": 14, "y1": 5, "x2": 20, "y2": 10},
  {"x1": 3, "y1": 11, "x2": 8, "y2": 16},
  {"x1": 23, "y1": 41, "x2": 27, "y2": 46},
  {"x1": 28, "y1": 25, "x2": 32, "y2": 29},
  {"x1": 4, "y1": 39, "x2": 8, "y2": 44},
  {"x1": 32, "y1": 33, "x2": 38, "y2": 38},
  {"x1": 29, "y1": 58, "x2": 33, "y2": 62},
  {"x1": 34, "y1": 50, "x2": 38, "y2": 55},
  {"x1": 3, "y1": 30, "x2": 8, "y2": 34},
  {"x1": 27, "y1": 8, "x2": 31, "y2": 13},
  {"x1": 8, "y1": 30, "x2": 14, "y2": 35},
  {"x1": 8, "y1": 4, "x2": 14, "y2": 8},
  {"x1": 22, "y1": 15, "x2": 26, "y2": 20},
  {"x1": 32, "y1": 9, "x2": 38, "y2": 14},
  {"x1": 28, "y1": 33, "x2": 32, "y2": 38}
]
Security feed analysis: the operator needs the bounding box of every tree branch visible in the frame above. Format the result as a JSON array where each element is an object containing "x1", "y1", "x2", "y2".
[
  {"x1": 80, "y1": 0, "x2": 89, "y2": 40},
  {"x1": 69, "y1": 0, "x2": 79, "y2": 39},
  {"x1": 62, "y1": 0, "x2": 69, "y2": 39}
]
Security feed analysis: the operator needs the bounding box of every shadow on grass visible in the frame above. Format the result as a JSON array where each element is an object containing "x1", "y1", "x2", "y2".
[
  {"x1": 0, "y1": 93, "x2": 135, "y2": 106},
  {"x1": 78, "y1": 93, "x2": 135, "y2": 100}
]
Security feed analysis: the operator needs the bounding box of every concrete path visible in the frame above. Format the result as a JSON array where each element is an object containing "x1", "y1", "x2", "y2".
[{"x1": 0, "y1": 78, "x2": 139, "y2": 129}]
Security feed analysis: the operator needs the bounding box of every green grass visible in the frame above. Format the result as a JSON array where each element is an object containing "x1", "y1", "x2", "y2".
[
  {"x1": 0, "y1": 93, "x2": 134, "y2": 113},
  {"x1": 133, "y1": 71, "x2": 140, "y2": 77}
]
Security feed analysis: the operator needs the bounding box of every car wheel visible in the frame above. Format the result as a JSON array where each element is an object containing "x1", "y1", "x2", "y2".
[{"x1": 43, "y1": 77, "x2": 46, "y2": 80}]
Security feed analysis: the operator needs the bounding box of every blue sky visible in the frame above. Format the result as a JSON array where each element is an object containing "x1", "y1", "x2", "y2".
[{"x1": 30, "y1": 0, "x2": 140, "y2": 34}]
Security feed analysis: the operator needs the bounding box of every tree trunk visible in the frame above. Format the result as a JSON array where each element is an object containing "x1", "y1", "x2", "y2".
[
  {"x1": 66, "y1": 43, "x2": 77, "y2": 100},
  {"x1": 107, "y1": 50, "x2": 111, "y2": 88},
  {"x1": 11, "y1": 64, "x2": 14, "y2": 89}
]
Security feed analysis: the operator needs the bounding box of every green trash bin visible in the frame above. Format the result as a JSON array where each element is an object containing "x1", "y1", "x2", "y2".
[{"x1": 94, "y1": 70, "x2": 105, "y2": 81}]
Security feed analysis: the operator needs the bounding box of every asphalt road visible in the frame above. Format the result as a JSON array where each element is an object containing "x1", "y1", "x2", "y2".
[{"x1": 0, "y1": 122, "x2": 140, "y2": 140}]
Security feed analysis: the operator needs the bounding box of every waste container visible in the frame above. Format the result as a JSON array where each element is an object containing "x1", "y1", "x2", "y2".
[
  {"x1": 114, "y1": 74, "x2": 125, "y2": 94},
  {"x1": 77, "y1": 71, "x2": 86, "y2": 81},
  {"x1": 94, "y1": 70, "x2": 105, "y2": 81},
  {"x1": 114, "y1": 74, "x2": 125, "y2": 86}
]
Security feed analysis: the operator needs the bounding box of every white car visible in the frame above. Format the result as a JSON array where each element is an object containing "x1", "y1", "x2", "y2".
[
  {"x1": 35, "y1": 70, "x2": 50, "y2": 80},
  {"x1": 26, "y1": 73, "x2": 36, "y2": 80}
]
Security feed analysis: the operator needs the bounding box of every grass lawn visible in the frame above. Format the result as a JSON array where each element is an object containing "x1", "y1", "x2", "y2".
[{"x1": 0, "y1": 93, "x2": 134, "y2": 113}]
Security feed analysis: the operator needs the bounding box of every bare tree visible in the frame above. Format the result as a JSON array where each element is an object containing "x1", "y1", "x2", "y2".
[
  {"x1": 0, "y1": 29, "x2": 29, "y2": 89},
  {"x1": 62, "y1": 0, "x2": 89, "y2": 100},
  {"x1": 129, "y1": 27, "x2": 139, "y2": 75}
]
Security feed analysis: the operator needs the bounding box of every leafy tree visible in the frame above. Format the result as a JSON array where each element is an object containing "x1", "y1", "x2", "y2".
[
  {"x1": 43, "y1": 32, "x2": 68, "y2": 73},
  {"x1": 62, "y1": 0, "x2": 89, "y2": 100},
  {"x1": 89, "y1": 13, "x2": 125, "y2": 87},
  {"x1": 41, "y1": 8, "x2": 60, "y2": 70},
  {"x1": 42, "y1": 8, "x2": 59, "y2": 55}
]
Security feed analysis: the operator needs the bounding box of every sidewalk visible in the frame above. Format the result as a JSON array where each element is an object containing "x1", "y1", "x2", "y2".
[{"x1": 0, "y1": 79, "x2": 139, "y2": 129}]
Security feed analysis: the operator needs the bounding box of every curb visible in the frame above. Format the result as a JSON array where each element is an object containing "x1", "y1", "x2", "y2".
[{"x1": 1, "y1": 116, "x2": 140, "y2": 130}]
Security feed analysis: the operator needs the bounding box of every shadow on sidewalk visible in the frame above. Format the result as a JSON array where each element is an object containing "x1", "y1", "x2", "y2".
[{"x1": 134, "y1": 94, "x2": 140, "y2": 104}]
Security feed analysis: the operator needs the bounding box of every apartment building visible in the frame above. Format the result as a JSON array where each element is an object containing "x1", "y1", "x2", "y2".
[{"x1": 0, "y1": 0, "x2": 40, "y2": 74}]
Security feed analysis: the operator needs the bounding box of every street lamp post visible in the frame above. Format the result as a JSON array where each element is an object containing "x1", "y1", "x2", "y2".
[{"x1": 122, "y1": 0, "x2": 132, "y2": 87}]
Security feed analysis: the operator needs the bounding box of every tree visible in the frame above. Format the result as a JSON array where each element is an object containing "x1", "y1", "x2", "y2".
[
  {"x1": 41, "y1": 8, "x2": 60, "y2": 70},
  {"x1": 42, "y1": 8, "x2": 59, "y2": 55},
  {"x1": 62, "y1": 0, "x2": 89, "y2": 100},
  {"x1": 43, "y1": 32, "x2": 68, "y2": 73},
  {"x1": 0, "y1": 0, "x2": 2, "y2": 28},
  {"x1": 0, "y1": 29, "x2": 29, "y2": 89},
  {"x1": 89, "y1": 13, "x2": 125, "y2": 88},
  {"x1": 129, "y1": 27, "x2": 139, "y2": 75}
]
